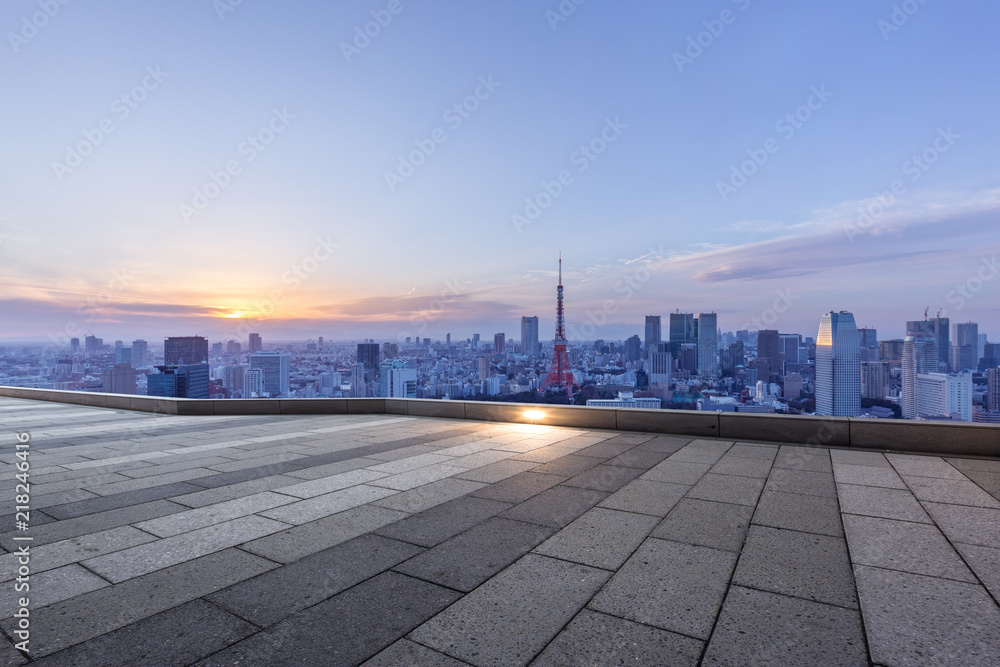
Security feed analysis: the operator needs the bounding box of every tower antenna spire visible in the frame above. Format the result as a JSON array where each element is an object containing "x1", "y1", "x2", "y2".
[{"x1": 541, "y1": 254, "x2": 578, "y2": 397}]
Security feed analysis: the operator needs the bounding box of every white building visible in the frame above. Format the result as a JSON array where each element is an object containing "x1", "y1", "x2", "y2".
[
  {"x1": 587, "y1": 392, "x2": 661, "y2": 409},
  {"x1": 380, "y1": 359, "x2": 417, "y2": 398},
  {"x1": 815, "y1": 311, "x2": 861, "y2": 417},
  {"x1": 916, "y1": 372, "x2": 973, "y2": 422},
  {"x1": 249, "y1": 351, "x2": 290, "y2": 397},
  {"x1": 902, "y1": 329, "x2": 938, "y2": 419},
  {"x1": 243, "y1": 368, "x2": 264, "y2": 398}
]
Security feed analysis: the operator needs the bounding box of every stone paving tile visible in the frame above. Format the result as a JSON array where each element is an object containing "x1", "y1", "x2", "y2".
[
  {"x1": 454, "y1": 459, "x2": 540, "y2": 483},
  {"x1": 560, "y1": 463, "x2": 643, "y2": 492},
  {"x1": 598, "y1": 479, "x2": 689, "y2": 517},
  {"x1": 753, "y1": 490, "x2": 844, "y2": 537},
  {"x1": 26, "y1": 488, "x2": 99, "y2": 510},
  {"x1": 169, "y1": 474, "x2": 305, "y2": 508},
  {"x1": 532, "y1": 609, "x2": 702, "y2": 667},
  {"x1": 366, "y1": 453, "x2": 457, "y2": 475},
  {"x1": 836, "y1": 483, "x2": 932, "y2": 523},
  {"x1": 904, "y1": 476, "x2": 1000, "y2": 508},
  {"x1": 84, "y1": 515, "x2": 288, "y2": 582},
  {"x1": 83, "y1": 468, "x2": 222, "y2": 496},
  {"x1": 773, "y1": 446, "x2": 832, "y2": 472},
  {"x1": 509, "y1": 445, "x2": 577, "y2": 464},
  {"x1": 500, "y1": 486, "x2": 609, "y2": 529},
  {"x1": 0, "y1": 563, "x2": 109, "y2": 617},
  {"x1": 528, "y1": 454, "x2": 605, "y2": 478},
  {"x1": 855, "y1": 565, "x2": 1000, "y2": 666},
  {"x1": 765, "y1": 468, "x2": 838, "y2": 497},
  {"x1": 201, "y1": 572, "x2": 461, "y2": 667},
  {"x1": 922, "y1": 502, "x2": 1000, "y2": 549},
  {"x1": 0, "y1": 525, "x2": 157, "y2": 582},
  {"x1": 411, "y1": 554, "x2": 610, "y2": 667},
  {"x1": 376, "y1": 496, "x2": 511, "y2": 548},
  {"x1": 395, "y1": 517, "x2": 555, "y2": 592},
  {"x1": 29, "y1": 599, "x2": 258, "y2": 667},
  {"x1": 634, "y1": 435, "x2": 691, "y2": 454},
  {"x1": 959, "y1": 469, "x2": 1000, "y2": 502},
  {"x1": 368, "y1": 464, "x2": 470, "y2": 492},
  {"x1": 242, "y1": 505, "x2": 408, "y2": 563},
  {"x1": 953, "y1": 541, "x2": 1000, "y2": 600},
  {"x1": 687, "y1": 473, "x2": 766, "y2": 507},
  {"x1": 42, "y1": 481, "x2": 206, "y2": 520},
  {"x1": 0, "y1": 548, "x2": 276, "y2": 658},
  {"x1": 702, "y1": 586, "x2": 867, "y2": 667},
  {"x1": 533, "y1": 507, "x2": 659, "y2": 571},
  {"x1": 209, "y1": 534, "x2": 422, "y2": 627},
  {"x1": 709, "y1": 456, "x2": 774, "y2": 479},
  {"x1": 652, "y1": 498, "x2": 754, "y2": 552},
  {"x1": 947, "y1": 457, "x2": 1000, "y2": 474},
  {"x1": 572, "y1": 440, "x2": 639, "y2": 460},
  {"x1": 471, "y1": 471, "x2": 568, "y2": 504},
  {"x1": 886, "y1": 454, "x2": 966, "y2": 480},
  {"x1": 734, "y1": 525, "x2": 858, "y2": 609},
  {"x1": 842, "y1": 514, "x2": 975, "y2": 583},
  {"x1": 133, "y1": 491, "x2": 297, "y2": 538},
  {"x1": 372, "y1": 477, "x2": 487, "y2": 514},
  {"x1": 641, "y1": 459, "x2": 712, "y2": 485},
  {"x1": 261, "y1": 484, "x2": 398, "y2": 524},
  {"x1": 362, "y1": 639, "x2": 468, "y2": 666},
  {"x1": 365, "y1": 444, "x2": 441, "y2": 462},
  {"x1": 0, "y1": 638, "x2": 26, "y2": 666},
  {"x1": 447, "y1": 449, "x2": 519, "y2": 469},
  {"x1": 272, "y1": 468, "x2": 388, "y2": 499},
  {"x1": 668, "y1": 442, "x2": 731, "y2": 465},
  {"x1": 0, "y1": 500, "x2": 186, "y2": 550},
  {"x1": 205, "y1": 452, "x2": 307, "y2": 474},
  {"x1": 589, "y1": 538, "x2": 737, "y2": 640},
  {"x1": 829, "y1": 449, "x2": 891, "y2": 468},
  {"x1": 280, "y1": 457, "x2": 381, "y2": 480},
  {"x1": 604, "y1": 447, "x2": 671, "y2": 470},
  {"x1": 727, "y1": 443, "x2": 779, "y2": 460}
]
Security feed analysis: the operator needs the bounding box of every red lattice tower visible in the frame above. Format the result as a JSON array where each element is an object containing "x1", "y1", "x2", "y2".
[{"x1": 540, "y1": 255, "x2": 579, "y2": 396}]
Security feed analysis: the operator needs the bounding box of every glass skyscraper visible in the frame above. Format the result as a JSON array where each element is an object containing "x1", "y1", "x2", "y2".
[{"x1": 815, "y1": 311, "x2": 861, "y2": 417}]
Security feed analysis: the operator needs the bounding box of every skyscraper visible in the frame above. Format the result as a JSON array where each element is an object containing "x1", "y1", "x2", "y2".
[
  {"x1": 988, "y1": 367, "x2": 1000, "y2": 412},
  {"x1": 648, "y1": 351, "x2": 672, "y2": 385},
  {"x1": 696, "y1": 313, "x2": 718, "y2": 376},
  {"x1": 952, "y1": 322, "x2": 979, "y2": 371},
  {"x1": 907, "y1": 316, "x2": 949, "y2": 371},
  {"x1": 494, "y1": 333, "x2": 506, "y2": 354},
  {"x1": 243, "y1": 368, "x2": 264, "y2": 397},
  {"x1": 478, "y1": 357, "x2": 490, "y2": 380},
  {"x1": 521, "y1": 316, "x2": 540, "y2": 356},
  {"x1": 756, "y1": 330, "x2": 781, "y2": 378},
  {"x1": 357, "y1": 343, "x2": 380, "y2": 373},
  {"x1": 624, "y1": 335, "x2": 642, "y2": 362},
  {"x1": 902, "y1": 328, "x2": 938, "y2": 419},
  {"x1": 102, "y1": 363, "x2": 136, "y2": 395},
  {"x1": 380, "y1": 359, "x2": 417, "y2": 398},
  {"x1": 350, "y1": 363, "x2": 366, "y2": 398},
  {"x1": 916, "y1": 372, "x2": 973, "y2": 422},
  {"x1": 148, "y1": 364, "x2": 209, "y2": 399},
  {"x1": 644, "y1": 316, "x2": 661, "y2": 353},
  {"x1": 248, "y1": 333, "x2": 263, "y2": 354},
  {"x1": 164, "y1": 336, "x2": 208, "y2": 366},
  {"x1": 249, "y1": 351, "x2": 290, "y2": 397},
  {"x1": 815, "y1": 311, "x2": 861, "y2": 417},
  {"x1": 132, "y1": 339, "x2": 148, "y2": 367}
]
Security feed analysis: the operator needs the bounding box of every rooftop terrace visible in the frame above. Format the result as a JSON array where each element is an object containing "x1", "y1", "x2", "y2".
[{"x1": 2, "y1": 395, "x2": 1000, "y2": 665}]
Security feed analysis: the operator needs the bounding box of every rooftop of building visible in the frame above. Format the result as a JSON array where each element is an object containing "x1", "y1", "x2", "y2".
[{"x1": 2, "y1": 394, "x2": 1000, "y2": 665}]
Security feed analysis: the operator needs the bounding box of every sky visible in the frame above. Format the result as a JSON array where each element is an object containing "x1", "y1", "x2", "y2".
[{"x1": 1, "y1": 0, "x2": 999, "y2": 345}]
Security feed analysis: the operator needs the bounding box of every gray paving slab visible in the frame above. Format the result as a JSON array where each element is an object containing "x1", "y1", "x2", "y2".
[
  {"x1": 702, "y1": 586, "x2": 867, "y2": 667},
  {"x1": 30, "y1": 488, "x2": 100, "y2": 510},
  {"x1": 635, "y1": 435, "x2": 691, "y2": 454},
  {"x1": 169, "y1": 474, "x2": 305, "y2": 508},
  {"x1": 598, "y1": 478, "x2": 689, "y2": 517},
  {"x1": 668, "y1": 442, "x2": 730, "y2": 465},
  {"x1": 83, "y1": 515, "x2": 288, "y2": 582},
  {"x1": 958, "y1": 469, "x2": 1000, "y2": 502},
  {"x1": 765, "y1": 468, "x2": 838, "y2": 497},
  {"x1": 773, "y1": 446, "x2": 832, "y2": 472},
  {"x1": 532, "y1": 608, "x2": 702, "y2": 667},
  {"x1": 0, "y1": 525, "x2": 157, "y2": 582},
  {"x1": 727, "y1": 443, "x2": 779, "y2": 460},
  {"x1": 41, "y1": 481, "x2": 206, "y2": 520},
  {"x1": 410, "y1": 554, "x2": 611, "y2": 667},
  {"x1": 454, "y1": 459, "x2": 540, "y2": 483},
  {"x1": 471, "y1": 471, "x2": 568, "y2": 504},
  {"x1": 947, "y1": 457, "x2": 1000, "y2": 474},
  {"x1": 687, "y1": 472, "x2": 766, "y2": 507},
  {"x1": 280, "y1": 457, "x2": 380, "y2": 480},
  {"x1": 200, "y1": 572, "x2": 461, "y2": 667},
  {"x1": 261, "y1": 483, "x2": 398, "y2": 524},
  {"x1": 832, "y1": 464, "x2": 909, "y2": 489},
  {"x1": 886, "y1": 454, "x2": 966, "y2": 480},
  {"x1": 829, "y1": 449, "x2": 890, "y2": 468},
  {"x1": 376, "y1": 495, "x2": 511, "y2": 548},
  {"x1": 0, "y1": 563, "x2": 109, "y2": 617},
  {"x1": 953, "y1": 541, "x2": 1000, "y2": 600},
  {"x1": 572, "y1": 440, "x2": 639, "y2": 460},
  {"x1": 362, "y1": 639, "x2": 469, "y2": 666},
  {"x1": 604, "y1": 447, "x2": 671, "y2": 470},
  {"x1": 528, "y1": 454, "x2": 604, "y2": 478},
  {"x1": 395, "y1": 517, "x2": 555, "y2": 592},
  {"x1": 641, "y1": 459, "x2": 712, "y2": 485},
  {"x1": 209, "y1": 534, "x2": 422, "y2": 627},
  {"x1": 369, "y1": 463, "x2": 471, "y2": 492},
  {"x1": 509, "y1": 445, "x2": 577, "y2": 464},
  {"x1": 372, "y1": 477, "x2": 487, "y2": 513},
  {"x1": 836, "y1": 483, "x2": 932, "y2": 523},
  {"x1": 652, "y1": 498, "x2": 754, "y2": 552},
  {"x1": 905, "y1": 476, "x2": 1000, "y2": 508},
  {"x1": 733, "y1": 525, "x2": 858, "y2": 609},
  {"x1": 843, "y1": 514, "x2": 976, "y2": 583},
  {"x1": 241, "y1": 504, "x2": 408, "y2": 563},
  {"x1": 533, "y1": 507, "x2": 659, "y2": 571},
  {"x1": 560, "y1": 463, "x2": 643, "y2": 492},
  {"x1": 500, "y1": 486, "x2": 609, "y2": 529},
  {"x1": 709, "y1": 455, "x2": 774, "y2": 479},
  {"x1": 0, "y1": 638, "x2": 26, "y2": 666},
  {"x1": 589, "y1": 538, "x2": 737, "y2": 640},
  {"x1": 0, "y1": 548, "x2": 276, "y2": 658},
  {"x1": 922, "y1": 502, "x2": 1000, "y2": 549},
  {"x1": 753, "y1": 490, "x2": 844, "y2": 537},
  {"x1": 271, "y1": 468, "x2": 388, "y2": 499},
  {"x1": 133, "y1": 490, "x2": 297, "y2": 538},
  {"x1": 855, "y1": 565, "x2": 1000, "y2": 666},
  {"x1": 29, "y1": 599, "x2": 258, "y2": 667}
]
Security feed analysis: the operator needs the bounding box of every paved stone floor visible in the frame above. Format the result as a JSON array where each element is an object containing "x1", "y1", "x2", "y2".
[{"x1": 1, "y1": 397, "x2": 1000, "y2": 666}]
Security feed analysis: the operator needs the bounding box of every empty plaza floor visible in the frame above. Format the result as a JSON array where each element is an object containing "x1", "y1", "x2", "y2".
[{"x1": 1, "y1": 396, "x2": 1000, "y2": 666}]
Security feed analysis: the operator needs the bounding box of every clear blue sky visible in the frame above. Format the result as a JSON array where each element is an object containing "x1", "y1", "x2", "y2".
[{"x1": 1, "y1": 0, "x2": 998, "y2": 343}]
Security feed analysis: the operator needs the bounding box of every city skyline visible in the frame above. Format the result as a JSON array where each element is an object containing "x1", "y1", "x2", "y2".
[{"x1": 2, "y1": 2, "x2": 999, "y2": 341}]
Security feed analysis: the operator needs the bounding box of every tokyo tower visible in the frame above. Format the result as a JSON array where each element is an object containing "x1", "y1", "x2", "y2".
[{"x1": 540, "y1": 254, "x2": 579, "y2": 396}]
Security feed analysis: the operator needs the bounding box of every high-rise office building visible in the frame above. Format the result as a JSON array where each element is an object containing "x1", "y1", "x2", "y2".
[
  {"x1": 380, "y1": 359, "x2": 417, "y2": 398},
  {"x1": 780, "y1": 334, "x2": 801, "y2": 367},
  {"x1": 988, "y1": 367, "x2": 1000, "y2": 412},
  {"x1": 85, "y1": 335, "x2": 102, "y2": 354},
  {"x1": 164, "y1": 336, "x2": 208, "y2": 366},
  {"x1": 880, "y1": 339, "x2": 904, "y2": 361},
  {"x1": 644, "y1": 316, "x2": 662, "y2": 353},
  {"x1": 350, "y1": 363, "x2": 366, "y2": 398},
  {"x1": 226, "y1": 340, "x2": 242, "y2": 356},
  {"x1": 952, "y1": 322, "x2": 979, "y2": 371},
  {"x1": 756, "y1": 330, "x2": 781, "y2": 379},
  {"x1": 815, "y1": 311, "x2": 861, "y2": 417},
  {"x1": 669, "y1": 313, "x2": 696, "y2": 346},
  {"x1": 624, "y1": 335, "x2": 642, "y2": 362},
  {"x1": 248, "y1": 333, "x2": 263, "y2": 354},
  {"x1": 902, "y1": 328, "x2": 938, "y2": 419},
  {"x1": 220, "y1": 365, "x2": 245, "y2": 393},
  {"x1": 243, "y1": 368, "x2": 264, "y2": 397},
  {"x1": 478, "y1": 357, "x2": 490, "y2": 380},
  {"x1": 862, "y1": 361, "x2": 888, "y2": 400},
  {"x1": 147, "y1": 364, "x2": 209, "y2": 399},
  {"x1": 357, "y1": 343, "x2": 380, "y2": 373},
  {"x1": 907, "y1": 316, "x2": 949, "y2": 371},
  {"x1": 114, "y1": 346, "x2": 132, "y2": 365},
  {"x1": 102, "y1": 363, "x2": 136, "y2": 394},
  {"x1": 131, "y1": 339, "x2": 148, "y2": 367},
  {"x1": 696, "y1": 313, "x2": 718, "y2": 376},
  {"x1": 249, "y1": 351, "x2": 290, "y2": 397},
  {"x1": 70, "y1": 337, "x2": 80, "y2": 354},
  {"x1": 916, "y1": 372, "x2": 973, "y2": 422},
  {"x1": 472, "y1": 333, "x2": 480, "y2": 349},
  {"x1": 858, "y1": 328, "x2": 878, "y2": 349},
  {"x1": 494, "y1": 333, "x2": 506, "y2": 354},
  {"x1": 521, "y1": 316, "x2": 540, "y2": 356},
  {"x1": 648, "y1": 351, "x2": 672, "y2": 385}
]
